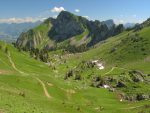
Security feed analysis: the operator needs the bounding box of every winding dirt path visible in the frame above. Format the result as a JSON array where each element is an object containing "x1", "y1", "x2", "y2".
[
  {"x1": 120, "y1": 105, "x2": 144, "y2": 110},
  {"x1": 0, "y1": 70, "x2": 10, "y2": 75},
  {"x1": 1, "y1": 45, "x2": 52, "y2": 100},
  {"x1": 47, "y1": 82, "x2": 53, "y2": 87},
  {"x1": 103, "y1": 67, "x2": 116, "y2": 75},
  {"x1": 7, "y1": 51, "x2": 27, "y2": 75},
  {"x1": 103, "y1": 67, "x2": 129, "y2": 76},
  {"x1": 103, "y1": 67, "x2": 144, "y2": 110},
  {"x1": 35, "y1": 77, "x2": 52, "y2": 99},
  {"x1": 6, "y1": 50, "x2": 52, "y2": 99}
]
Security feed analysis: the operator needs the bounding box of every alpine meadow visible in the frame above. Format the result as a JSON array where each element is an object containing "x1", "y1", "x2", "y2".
[{"x1": 0, "y1": 0, "x2": 150, "y2": 113}]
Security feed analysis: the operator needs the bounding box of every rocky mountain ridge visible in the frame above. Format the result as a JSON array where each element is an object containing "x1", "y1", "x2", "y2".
[{"x1": 16, "y1": 11, "x2": 124, "y2": 51}]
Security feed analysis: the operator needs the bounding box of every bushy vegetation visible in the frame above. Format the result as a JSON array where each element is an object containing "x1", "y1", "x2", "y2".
[{"x1": 29, "y1": 48, "x2": 49, "y2": 62}]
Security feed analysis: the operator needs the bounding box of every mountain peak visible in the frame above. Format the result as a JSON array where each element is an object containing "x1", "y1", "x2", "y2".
[
  {"x1": 57, "y1": 11, "x2": 77, "y2": 21},
  {"x1": 49, "y1": 11, "x2": 85, "y2": 42},
  {"x1": 58, "y1": 11, "x2": 73, "y2": 16}
]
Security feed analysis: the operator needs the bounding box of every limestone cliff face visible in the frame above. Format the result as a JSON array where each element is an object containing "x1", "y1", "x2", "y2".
[
  {"x1": 16, "y1": 30, "x2": 44, "y2": 49},
  {"x1": 49, "y1": 11, "x2": 86, "y2": 42},
  {"x1": 16, "y1": 19, "x2": 52, "y2": 50},
  {"x1": 16, "y1": 11, "x2": 118, "y2": 50}
]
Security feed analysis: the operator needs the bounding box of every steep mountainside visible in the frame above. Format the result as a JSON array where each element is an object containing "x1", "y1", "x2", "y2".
[
  {"x1": 16, "y1": 19, "x2": 52, "y2": 49},
  {"x1": 16, "y1": 11, "x2": 123, "y2": 51}
]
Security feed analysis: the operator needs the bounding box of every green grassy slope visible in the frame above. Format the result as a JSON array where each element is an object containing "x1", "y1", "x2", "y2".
[
  {"x1": 52, "y1": 26, "x2": 150, "y2": 75},
  {"x1": 46, "y1": 26, "x2": 150, "y2": 112},
  {"x1": 0, "y1": 27, "x2": 150, "y2": 113}
]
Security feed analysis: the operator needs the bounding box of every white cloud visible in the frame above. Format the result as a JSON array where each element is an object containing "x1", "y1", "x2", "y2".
[
  {"x1": 0, "y1": 17, "x2": 45, "y2": 23},
  {"x1": 53, "y1": 15, "x2": 58, "y2": 19},
  {"x1": 51, "y1": 7, "x2": 65, "y2": 13},
  {"x1": 119, "y1": 20, "x2": 124, "y2": 23},
  {"x1": 114, "y1": 19, "x2": 125, "y2": 25},
  {"x1": 138, "y1": 19, "x2": 144, "y2": 24},
  {"x1": 83, "y1": 16, "x2": 89, "y2": 19},
  {"x1": 75, "y1": 9, "x2": 80, "y2": 13}
]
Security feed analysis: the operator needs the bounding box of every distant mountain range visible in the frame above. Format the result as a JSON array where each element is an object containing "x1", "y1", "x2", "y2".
[
  {"x1": 0, "y1": 21, "x2": 41, "y2": 42},
  {"x1": 0, "y1": 14, "x2": 136, "y2": 44},
  {"x1": 102, "y1": 19, "x2": 114, "y2": 28},
  {"x1": 124, "y1": 23, "x2": 136, "y2": 28}
]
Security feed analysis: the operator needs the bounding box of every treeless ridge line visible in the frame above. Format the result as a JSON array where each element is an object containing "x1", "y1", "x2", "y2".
[{"x1": 35, "y1": 77, "x2": 52, "y2": 99}]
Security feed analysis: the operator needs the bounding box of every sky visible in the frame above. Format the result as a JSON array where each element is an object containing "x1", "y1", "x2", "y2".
[{"x1": 0, "y1": 0, "x2": 150, "y2": 24}]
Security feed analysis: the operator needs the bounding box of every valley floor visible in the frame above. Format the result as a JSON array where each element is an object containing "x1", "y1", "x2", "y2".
[{"x1": 0, "y1": 41, "x2": 150, "y2": 113}]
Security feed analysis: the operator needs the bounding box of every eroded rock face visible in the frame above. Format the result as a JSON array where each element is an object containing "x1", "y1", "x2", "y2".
[
  {"x1": 16, "y1": 18, "x2": 53, "y2": 50},
  {"x1": 16, "y1": 30, "x2": 44, "y2": 50},
  {"x1": 87, "y1": 21, "x2": 109, "y2": 46}
]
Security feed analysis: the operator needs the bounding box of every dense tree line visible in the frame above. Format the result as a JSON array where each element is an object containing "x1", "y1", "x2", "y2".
[
  {"x1": 29, "y1": 48, "x2": 49, "y2": 62},
  {"x1": 65, "y1": 44, "x2": 88, "y2": 53},
  {"x1": 14, "y1": 41, "x2": 49, "y2": 62}
]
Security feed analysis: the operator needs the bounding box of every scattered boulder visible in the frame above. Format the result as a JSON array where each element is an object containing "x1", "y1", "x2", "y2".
[
  {"x1": 110, "y1": 47, "x2": 117, "y2": 53},
  {"x1": 108, "y1": 88, "x2": 115, "y2": 92},
  {"x1": 125, "y1": 95, "x2": 137, "y2": 101},
  {"x1": 129, "y1": 70, "x2": 145, "y2": 82},
  {"x1": 116, "y1": 81, "x2": 126, "y2": 87},
  {"x1": 93, "y1": 76, "x2": 100, "y2": 82},
  {"x1": 64, "y1": 70, "x2": 74, "y2": 80},
  {"x1": 76, "y1": 106, "x2": 80, "y2": 111},
  {"x1": 136, "y1": 94, "x2": 150, "y2": 101},
  {"x1": 91, "y1": 76, "x2": 106, "y2": 88},
  {"x1": 19, "y1": 92, "x2": 25, "y2": 98}
]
